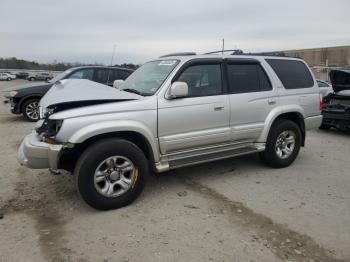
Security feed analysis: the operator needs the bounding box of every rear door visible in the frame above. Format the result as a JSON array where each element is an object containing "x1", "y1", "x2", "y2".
[
  {"x1": 158, "y1": 59, "x2": 231, "y2": 154},
  {"x1": 226, "y1": 59, "x2": 278, "y2": 142}
]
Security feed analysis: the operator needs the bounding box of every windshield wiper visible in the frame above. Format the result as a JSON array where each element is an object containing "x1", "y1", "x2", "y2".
[{"x1": 121, "y1": 88, "x2": 143, "y2": 96}]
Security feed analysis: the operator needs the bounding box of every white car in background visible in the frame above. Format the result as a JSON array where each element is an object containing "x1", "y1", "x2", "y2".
[
  {"x1": 0, "y1": 72, "x2": 16, "y2": 81},
  {"x1": 317, "y1": 79, "x2": 333, "y2": 97}
]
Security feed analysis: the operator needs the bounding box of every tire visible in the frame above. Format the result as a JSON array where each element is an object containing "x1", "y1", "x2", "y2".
[
  {"x1": 46, "y1": 78, "x2": 51, "y2": 81},
  {"x1": 29, "y1": 77, "x2": 35, "y2": 81},
  {"x1": 260, "y1": 119, "x2": 301, "y2": 168},
  {"x1": 7, "y1": 77, "x2": 12, "y2": 81},
  {"x1": 75, "y1": 139, "x2": 148, "y2": 210},
  {"x1": 22, "y1": 98, "x2": 40, "y2": 122},
  {"x1": 319, "y1": 124, "x2": 331, "y2": 130}
]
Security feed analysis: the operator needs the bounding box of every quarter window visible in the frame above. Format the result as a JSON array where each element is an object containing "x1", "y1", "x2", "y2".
[
  {"x1": 227, "y1": 64, "x2": 272, "y2": 93},
  {"x1": 266, "y1": 59, "x2": 314, "y2": 89},
  {"x1": 175, "y1": 64, "x2": 223, "y2": 97}
]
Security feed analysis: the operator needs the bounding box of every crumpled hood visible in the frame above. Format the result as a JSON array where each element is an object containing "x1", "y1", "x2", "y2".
[
  {"x1": 329, "y1": 70, "x2": 350, "y2": 93},
  {"x1": 3, "y1": 82, "x2": 51, "y2": 92},
  {"x1": 40, "y1": 79, "x2": 142, "y2": 109}
]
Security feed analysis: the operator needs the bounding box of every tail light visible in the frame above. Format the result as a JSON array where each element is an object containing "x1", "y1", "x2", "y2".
[{"x1": 319, "y1": 93, "x2": 324, "y2": 110}]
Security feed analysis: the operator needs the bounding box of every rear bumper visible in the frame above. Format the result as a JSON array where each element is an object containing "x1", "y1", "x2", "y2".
[
  {"x1": 305, "y1": 115, "x2": 322, "y2": 130},
  {"x1": 17, "y1": 131, "x2": 63, "y2": 169}
]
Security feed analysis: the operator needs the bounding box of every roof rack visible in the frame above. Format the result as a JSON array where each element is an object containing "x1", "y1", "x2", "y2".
[
  {"x1": 204, "y1": 49, "x2": 244, "y2": 55},
  {"x1": 159, "y1": 52, "x2": 196, "y2": 58}
]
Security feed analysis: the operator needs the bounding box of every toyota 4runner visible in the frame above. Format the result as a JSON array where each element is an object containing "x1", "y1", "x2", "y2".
[{"x1": 17, "y1": 52, "x2": 323, "y2": 210}]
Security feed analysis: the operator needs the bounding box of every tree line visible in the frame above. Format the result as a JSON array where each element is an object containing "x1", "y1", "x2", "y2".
[{"x1": 0, "y1": 57, "x2": 139, "y2": 71}]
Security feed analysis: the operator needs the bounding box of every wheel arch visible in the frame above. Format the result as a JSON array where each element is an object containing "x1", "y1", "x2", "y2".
[
  {"x1": 58, "y1": 130, "x2": 157, "y2": 173},
  {"x1": 258, "y1": 106, "x2": 306, "y2": 146},
  {"x1": 18, "y1": 95, "x2": 42, "y2": 113}
]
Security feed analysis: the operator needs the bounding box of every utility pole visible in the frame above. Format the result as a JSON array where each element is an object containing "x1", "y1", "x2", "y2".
[{"x1": 222, "y1": 38, "x2": 225, "y2": 54}]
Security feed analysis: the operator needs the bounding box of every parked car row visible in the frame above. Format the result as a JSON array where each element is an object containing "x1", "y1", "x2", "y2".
[
  {"x1": 13, "y1": 52, "x2": 324, "y2": 210},
  {"x1": 0, "y1": 72, "x2": 16, "y2": 81}
]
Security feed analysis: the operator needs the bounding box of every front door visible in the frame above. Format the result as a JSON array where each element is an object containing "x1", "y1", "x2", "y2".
[{"x1": 158, "y1": 60, "x2": 230, "y2": 154}]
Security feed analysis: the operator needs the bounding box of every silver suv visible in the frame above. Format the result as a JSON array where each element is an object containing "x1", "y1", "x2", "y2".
[{"x1": 17, "y1": 53, "x2": 323, "y2": 210}]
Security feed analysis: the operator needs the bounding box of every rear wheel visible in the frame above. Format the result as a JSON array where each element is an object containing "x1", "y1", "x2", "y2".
[
  {"x1": 7, "y1": 77, "x2": 12, "y2": 81},
  {"x1": 29, "y1": 77, "x2": 35, "y2": 81},
  {"x1": 260, "y1": 119, "x2": 301, "y2": 168},
  {"x1": 75, "y1": 139, "x2": 148, "y2": 210},
  {"x1": 22, "y1": 98, "x2": 40, "y2": 122}
]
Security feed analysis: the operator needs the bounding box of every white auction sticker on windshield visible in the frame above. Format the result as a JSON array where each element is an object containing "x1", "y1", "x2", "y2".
[{"x1": 158, "y1": 60, "x2": 177, "y2": 66}]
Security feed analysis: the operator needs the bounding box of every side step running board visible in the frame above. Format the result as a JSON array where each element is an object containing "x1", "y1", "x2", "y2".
[{"x1": 169, "y1": 146, "x2": 260, "y2": 169}]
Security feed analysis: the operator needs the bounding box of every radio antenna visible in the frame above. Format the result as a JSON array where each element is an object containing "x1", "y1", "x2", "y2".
[{"x1": 107, "y1": 44, "x2": 116, "y2": 85}]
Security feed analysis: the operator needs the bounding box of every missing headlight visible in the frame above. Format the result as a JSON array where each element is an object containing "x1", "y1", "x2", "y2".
[{"x1": 36, "y1": 119, "x2": 63, "y2": 139}]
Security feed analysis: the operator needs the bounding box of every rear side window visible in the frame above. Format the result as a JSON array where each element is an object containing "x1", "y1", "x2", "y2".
[
  {"x1": 266, "y1": 59, "x2": 314, "y2": 89},
  {"x1": 94, "y1": 68, "x2": 109, "y2": 84},
  {"x1": 105, "y1": 69, "x2": 132, "y2": 86},
  {"x1": 118, "y1": 70, "x2": 132, "y2": 80},
  {"x1": 227, "y1": 63, "x2": 272, "y2": 93}
]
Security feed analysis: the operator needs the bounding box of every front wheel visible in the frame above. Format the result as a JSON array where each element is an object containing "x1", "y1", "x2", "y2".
[
  {"x1": 22, "y1": 98, "x2": 40, "y2": 122},
  {"x1": 260, "y1": 119, "x2": 301, "y2": 168},
  {"x1": 75, "y1": 139, "x2": 148, "y2": 210},
  {"x1": 7, "y1": 77, "x2": 12, "y2": 81}
]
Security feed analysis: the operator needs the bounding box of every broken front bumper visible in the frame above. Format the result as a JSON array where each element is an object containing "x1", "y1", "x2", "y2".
[{"x1": 17, "y1": 131, "x2": 63, "y2": 169}]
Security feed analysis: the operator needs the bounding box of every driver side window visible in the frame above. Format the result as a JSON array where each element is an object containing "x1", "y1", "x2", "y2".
[{"x1": 176, "y1": 64, "x2": 223, "y2": 97}]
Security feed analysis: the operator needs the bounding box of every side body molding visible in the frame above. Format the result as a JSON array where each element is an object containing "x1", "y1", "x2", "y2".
[
  {"x1": 68, "y1": 120, "x2": 160, "y2": 162},
  {"x1": 257, "y1": 105, "x2": 306, "y2": 143}
]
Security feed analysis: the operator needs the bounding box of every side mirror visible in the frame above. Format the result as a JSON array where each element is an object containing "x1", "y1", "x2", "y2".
[
  {"x1": 113, "y1": 79, "x2": 125, "y2": 89},
  {"x1": 167, "y1": 82, "x2": 188, "y2": 99}
]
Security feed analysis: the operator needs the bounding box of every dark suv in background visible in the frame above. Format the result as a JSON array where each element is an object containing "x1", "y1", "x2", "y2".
[{"x1": 2, "y1": 66, "x2": 134, "y2": 121}]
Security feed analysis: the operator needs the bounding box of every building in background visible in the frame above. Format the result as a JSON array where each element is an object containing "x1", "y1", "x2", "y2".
[{"x1": 282, "y1": 45, "x2": 350, "y2": 81}]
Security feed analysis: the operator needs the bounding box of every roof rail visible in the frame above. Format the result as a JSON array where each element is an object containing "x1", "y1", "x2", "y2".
[
  {"x1": 244, "y1": 51, "x2": 287, "y2": 57},
  {"x1": 204, "y1": 49, "x2": 244, "y2": 55},
  {"x1": 159, "y1": 52, "x2": 196, "y2": 58}
]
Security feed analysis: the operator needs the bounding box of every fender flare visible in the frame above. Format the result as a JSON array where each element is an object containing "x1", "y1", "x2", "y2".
[{"x1": 257, "y1": 105, "x2": 306, "y2": 143}]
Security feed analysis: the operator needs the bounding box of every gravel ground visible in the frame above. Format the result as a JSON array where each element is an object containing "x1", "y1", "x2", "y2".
[{"x1": 0, "y1": 80, "x2": 349, "y2": 262}]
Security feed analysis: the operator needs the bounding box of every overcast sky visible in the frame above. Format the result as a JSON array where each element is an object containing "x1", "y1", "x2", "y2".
[{"x1": 1, "y1": 0, "x2": 349, "y2": 64}]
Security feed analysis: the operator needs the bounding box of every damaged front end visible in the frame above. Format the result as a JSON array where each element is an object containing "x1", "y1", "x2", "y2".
[{"x1": 321, "y1": 70, "x2": 350, "y2": 130}]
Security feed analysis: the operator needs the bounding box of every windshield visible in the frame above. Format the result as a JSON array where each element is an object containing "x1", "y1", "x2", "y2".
[
  {"x1": 49, "y1": 69, "x2": 73, "y2": 83},
  {"x1": 121, "y1": 60, "x2": 179, "y2": 96}
]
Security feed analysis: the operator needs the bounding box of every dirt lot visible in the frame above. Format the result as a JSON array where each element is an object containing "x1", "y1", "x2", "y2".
[{"x1": 0, "y1": 80, "x2": 349, "y2": 262}]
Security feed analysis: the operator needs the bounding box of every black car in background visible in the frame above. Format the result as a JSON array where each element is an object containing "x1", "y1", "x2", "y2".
[
  {"x1": 2, "y1": 66, "x2": 134, "y2": 121},
  {"x1": 16, "y1": 72, "x2": 29, "y2": 79}
]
